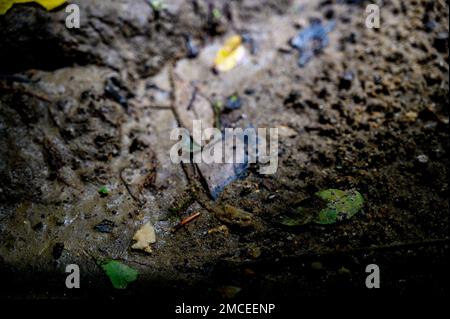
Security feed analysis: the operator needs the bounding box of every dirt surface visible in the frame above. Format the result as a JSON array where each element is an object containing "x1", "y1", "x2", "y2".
[{"x1": 0, "y1": 0, "x2": 448, "y2": 300}]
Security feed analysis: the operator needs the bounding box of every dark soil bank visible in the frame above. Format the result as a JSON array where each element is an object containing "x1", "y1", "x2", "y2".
[{"x1": 0, "y1": 0, "x2": 448, "y2": 301}]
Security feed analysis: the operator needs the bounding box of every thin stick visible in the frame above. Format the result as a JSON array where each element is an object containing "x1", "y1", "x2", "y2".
[
  {"x1": 186, "y1": 86, "x2": 198, "y2": 110},
  {"x1": 119, "y1": 166, "x2": 145, "y2": 205},
  {"x1": 0, "y1": 85, "x2": 52, "y2": 102},
  {"x1": 230, "y1": 238, "x2": 450, "y2": 270},
  {"x1": 171, "y1": 212, "x2": 201, "y2": 233}
]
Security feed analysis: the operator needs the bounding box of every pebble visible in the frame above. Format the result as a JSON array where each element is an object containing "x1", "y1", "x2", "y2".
[
  {"x1": 416, "y1": 154, "x2": 429, "y2": 164},
  {"x1": 433, "y1": 32, "x2": 449, "y2": 53},
  {"x1": 216, "y1": 204, "x2": 254, "y2": 228},
  {"x1": 94, "y1": 219, "x2": 116, "y2": 233}
]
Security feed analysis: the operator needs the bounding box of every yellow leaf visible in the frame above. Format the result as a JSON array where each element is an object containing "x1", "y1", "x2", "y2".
[
  {"x1": 131, "y1": 222, "x2": 156, "y2": 254},
  {"x1": 214, "y1": 35, "x2": 246, "y2": 72},
  {"x1": 0, "y1": 0, "x2": 67, "y2": 15}
]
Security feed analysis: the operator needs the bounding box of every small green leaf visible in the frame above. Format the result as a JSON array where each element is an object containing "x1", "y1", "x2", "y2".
[
  {"x1": 100, "y1": 260, "x2": 138, "y2": 289},
  {"x1": 212, "y1": 8, "x2": 222, "y2": 19},
  {"x1": 98, "y1": 186, "x2": 109, "y2": 196},
  {"x1": 149, "y1": 0, "x2": 163, "y2": 11},
  {"x1": 279, "y1": 189, "x2": 364, "y2": 226},
  {"x1": 314, "y1": 189, "x2": 364, "y2": 224}
]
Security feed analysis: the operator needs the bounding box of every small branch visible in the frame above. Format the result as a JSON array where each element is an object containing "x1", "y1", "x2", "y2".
[
  {"x1": 186, "y1": 86, "x2": 198, "y2": 110},
  {"x1": 119, "y1": 167, "x2": 145, "y2": 205},
  {"x1": 0, "y1": 85, "x2": 53, "y2": 102},
  {"x1": 171, "y1": 212, "x2": 201, "y2": 233}
]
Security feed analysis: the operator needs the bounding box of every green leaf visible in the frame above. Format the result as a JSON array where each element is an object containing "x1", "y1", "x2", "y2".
[
  {"x1": 98, "y1": 186, "x2": 109, "y2": 196},
  {"x1": 212, "y1": 8, "x2": 222, "y2": 19},
  {"x1": 149, "y1": 0, "x2": 163, "y2": 11},
  {"x1": 316, "y1": 189, "x2": 347, "y2": 202},
  {"x1": 279, "y1": 189, "x2": 364, "y2": 226},
  {"x1": 314, "y1": 189, "x2": 364, "y2": 224},
  {"x1": 100, "y1": 260, "x2": 138, "y2": 289}
]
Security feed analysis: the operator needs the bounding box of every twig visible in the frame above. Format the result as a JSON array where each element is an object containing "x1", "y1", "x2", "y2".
[
  {"x1": 336, "y1": 238, "x2": 450, "y2": 255},
  {"x1": 171, "y1": 212, "x2": 201, "y2": 233},
  {"x1": 147, "y1": 105, "x2": 172, "y2": 110},
  {"x1": 186, "y1": 86, "x2": 198, "y2": 110},
  {"x1": 119, "y1": 167, "x2": 145, "y2": 205},
  {"x1": 168, "y1": 63, "x2": 183, "y2": 126}
]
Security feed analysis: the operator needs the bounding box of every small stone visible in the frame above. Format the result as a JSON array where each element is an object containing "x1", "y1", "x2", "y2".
[
  {"x1": 248, "y1": 246, "x2": 261, "y2": 259},
  {"x1": 416, "y1": 154, "x2": 429, "y2": 164},
  {"x1": 98, "y1": 186, "x2": 109, "y2": 197},
  {"x1": 433, "y1": 32, "x2": 449, "y2": 53},
  {"x1": 94, "y1": 219, "x2": 116, "y2": 233},
  {"x1": 105, "y1": 77, "x2": 128, "y2": 109},
  {"x1": 216, "y1": 204, "x2": 254, "y2": 228},
  {"x1": 338, "y1": 71, "x2": 354, "y2": 90},
  {"x1": 425, "y1": 20, "x2": 438, "y2": 32},
  {"x1": 277, "y1": 125, "x2": 297, "y2": 138},
  {"x1": 131, "y1": 222, "x2": 156, "y2": 254},
  {"x1": 184, "y1": 35, "x2": 199, "y2": 59},
  {"x1": 405, "y1": 111, "x2": 418, "y2": 122},
  {"x1": 207, "y1": 225, "x2": 229, "y2": 236}
]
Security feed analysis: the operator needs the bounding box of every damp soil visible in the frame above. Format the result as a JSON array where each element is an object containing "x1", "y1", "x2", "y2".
[{"x1": 0, "y1": 0, "x2": 448, "y2": 300}]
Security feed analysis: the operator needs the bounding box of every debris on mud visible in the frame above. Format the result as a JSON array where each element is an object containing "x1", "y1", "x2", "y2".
[
  {"x1": 105, "y1": 77, "x2": 128, "y2": 109},
  {"x1": 131, "y1": 222, "x2": 156, "y2": 254},
  {"x1": 277, "y1": 125, "x2": 297, "y2": 138},
  {"x1": 224, "y1": 94, "x2": 242, "y2": 111},
  {"x1": 197, "y1": 136, "x2": 249, "y2": 199},
  {"x1": 290, "y1": 19, "x2": 335, "y2": 67},
  {"x1": 98, "y1": 186, "x2": 110, "y2": 197},
  {"x1": 207, "y1": 225, "x2": 229, "y2": 236},
  {"x1": 214, "y1": 35, "x2": 246, "y2": 72},
  {"x1": 99, "y1": 260, "x2": 139, "y2": 289},
  {"x1": 338, "y1": 71, "x2": 354, "y2": 91},
  {"x1": 280, "y1": 189, "x2": 364, "y2": 226},
  {"x1": 94, "y1": 219, "x2": 117, "y2": 233},
  {"x1": 216, "y1": 204, "x2": 254, "y2": 228},
  {"x1": 171, "y1": 212, "x2": 201, "y2": 233},
  {"x1": 184, "y1": 34, "x2": 200, "y2": 59}
]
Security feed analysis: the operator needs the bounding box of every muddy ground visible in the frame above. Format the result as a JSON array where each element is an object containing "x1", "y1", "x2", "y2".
[{"x1": 0, "y1": 0, "x2": 448, "y2": 301}]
